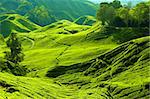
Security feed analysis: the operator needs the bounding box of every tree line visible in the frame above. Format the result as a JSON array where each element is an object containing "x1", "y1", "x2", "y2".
[{"x1": 96, "y1": 0, "x2": 149, "y2": 27}]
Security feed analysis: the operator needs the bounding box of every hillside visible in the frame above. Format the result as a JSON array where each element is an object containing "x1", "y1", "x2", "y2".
[
  {"x1": 13, "y1": 21, "x2": 117, "y2": 77},
  {"x1": 0, "y1": 14, "x2": 40, "y2": 37},
  {"x1": 47, "y1": 36, "x2": 150, "y2": 98},
  {"x1": 0, "y1": 34, "x2": 149, "y2": 98},
  {"x1": 74, "y1": 15, "x2": 96, "y2": 26},
  {"x1": 0, "y1": 0, "x2": 97, "y2": 26},
  {"x1": 0, "y1": 19, "x2": 148, "y2": 76},
  {"x1": 47, "y1": 37, "x2": 150, "y2": 99},
  {"x1": 0, "y1": 0, "x2": 149, "y2": 98}
]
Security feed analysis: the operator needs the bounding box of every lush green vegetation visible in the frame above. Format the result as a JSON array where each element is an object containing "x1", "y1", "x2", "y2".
[
  {"x1": 97, "y1": 0, "x2": 149, "y2": 27},
  {"x1": 0, "y1": 0, "x2": 149, "y2": 98},
  {"x1": 1, "y1": 0, "x2": 97, "y2": 26},
  {"x1": 47, "y1": 36, "x2": 150, "y2": 98}
]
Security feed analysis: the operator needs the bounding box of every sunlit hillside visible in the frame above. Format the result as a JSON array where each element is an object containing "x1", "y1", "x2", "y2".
[{"x1": 0, "y1": 0, "x2": 149, "y2": 98}]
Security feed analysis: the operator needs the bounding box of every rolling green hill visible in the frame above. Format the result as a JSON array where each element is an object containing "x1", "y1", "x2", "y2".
[
  {"x1": 0, "y1": 16, "x2": 149, "y2": 98},
  {"x1": 0, "y1": 33, "x2": 149, "y2": 98},
  {"x1": 47, "y1": 36, "x2": 150, "y2": 98},
  {"x1": 0, "y1": 0, "x2": 97, "y2": 26},
  {"x1": 0, "y1": 14, "x2": 40, "y2": 37},
  {"x1": 15, "y1": 21, "x2": 117, "y2": 77},
  {"x1": 74, "y1": 15, "x2": 97, "y2": 26},
  {"x1": 0, "y1": 0, "x2": 149, "y2": 98}
]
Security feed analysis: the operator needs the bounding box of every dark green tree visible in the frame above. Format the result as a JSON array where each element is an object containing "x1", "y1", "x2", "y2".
[
  {"x1": 116, "y1": 7, "x2": 130, "y2": 27},
  {"x1": 26, "y1": 6, "x2": 56, "y2": 26},
  {"x1": 4, "y1": 33, "x2": 27, "y2": 76},
  {"x1": 96, "y1": 0, "x2": 123, "y2": 26},
  {"x1": 1, "y1": 33, "x2": 27, "y2": 76},
  {"x1": 110, "y1": 0, "x2": 122, "y2": 9},
  {"x1": 130, "y1": 2, "x2": 149, "y2": 27},
  {"x1": 96, "y1": 2, "x2": 116, "y2": 26},
  {"x1": 5, "y1": 33, "x2": 24, "y2": 64}
]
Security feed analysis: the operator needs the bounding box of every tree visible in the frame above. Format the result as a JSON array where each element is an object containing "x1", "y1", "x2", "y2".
[
  {"x1": 130, "y1": 2, "x2": 149, "y2": 27},
  {"x1": 97, "y1": 2, "x2": 108, "y2": 25},
  {"x1": 2, "y1": 33, "x2": 27, "y2": 76},
  {"x1": 112, "y1": 16, "x2": 126, "y2": 27},
  {"x1": 26, "y1": 6, "x2": 56, "y2": 26},
  {"x1": 5, "y1": 33, "x2": 24, "y2": 64},
  {"x1": 110, "y1": 0, "x2": 122, "y2": 9},
  {"x1": 97, "y1": 2, "x2": 116, "y2": 26},
  {"x1": 116, "y1": 7, "x2": 130, "y2": 27},
  {"x1": 4, "y1": 33, "x2": 27, "y2": 76}
]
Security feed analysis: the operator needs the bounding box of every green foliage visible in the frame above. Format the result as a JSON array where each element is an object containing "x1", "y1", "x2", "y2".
[
  {"x1": 116, "y1": 7, "x2": 129, "y2": 27},
  {"x1": 100, "y1": 26, "x2": 149, "y2": 43},
  {"x1": 5, "y1": 33, "x2": 24, "y2": 64},
  {"x1": 109, "y1": 0, "x2": 122, "y2": 9},
  {"x1": 96, "y1": 0, "x2": 122, "y2": 25},
  {"x1": 26, "y1": 6, "x2": 56, "y2": 26},
  {"x1": 47, "y1": 36, "x2": 150, "y2": 99},
  {"x1": 3, "y1": 33, "x2": 27, "y2": 76},
  {"x1": 97, "y1": 3, "x2": 116, "y2": 25},
  {"x1": 129, "y1": 2, "x2": 149, "y2": 27},
  {"x1": 0, "y1": 58, "x2": 27, "y2": 76},
  {"x1": 0, "y1": 34, "x2": 5, "y2": 43},
  {"x1": 97, "y1": 0, "x2": 149, "y2": 27},
  {"x1": 0, "y1": 19, "x2": 149, "y2": 98},
  {"x1": 9, "y1": 64, "x2": 27, "y2": 76},
  {"x1": 112, "y1": 27, "x2": 149, "y2": 43},
  {"x1": 0, "y1": 0, "x2": 149, "y2": 97},
  {"x1": 0, "y1": 15, "x2": 8, "y2": 20},
  {"x1": 0, "y1": 72, "x2": 78, "y2": 98}
]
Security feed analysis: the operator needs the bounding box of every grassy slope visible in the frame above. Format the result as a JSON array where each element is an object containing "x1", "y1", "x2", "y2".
[
  {"x1": 18, "y1": 21, "x2": 117, "y2": 77},
  {"x1": 74, "y1": 15, "x2": 96, "y2": 26},
  {"x1": 0, "y1": 35, "x2": 149, "y2": 98},
  {"x1": 18, "y1": 20, "x2": 148, "y2": 77},
  {"x1": 0, "y1": 14, "x2": 41, "y2": 37},
  {"x1": 0, "y1": 14, "x2": 33, "y2": 58},
  {"x1": 47, "y1": 36, "x2": 150, "y2": 98},
  {"x1": 0, "y1": 72, "x2": 78, "y2": 99},
  {"x1": 0, "y1": 19, "x2": 149, "y2": 98},
  {"x1": 0, "y1": 20, "x2": 117, "y2": 98}
]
